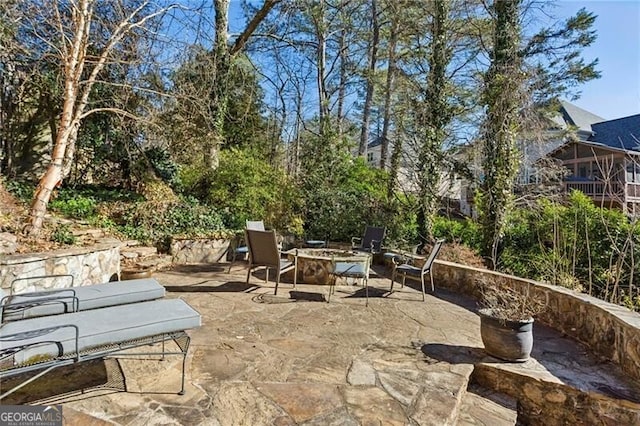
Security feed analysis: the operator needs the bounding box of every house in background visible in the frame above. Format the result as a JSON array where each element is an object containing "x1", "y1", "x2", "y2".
[
  {"x1": 457, "y1": 101, "x2": 640, "y2": 217},
  {"x1": 364, "y1": 100, "x2": 640, "y2": 217},
  {"x1": 546, "y1": 113, "x2": 640, "y2": 216},
  {"x1": 365, "y1": 136, "x2": 462, "y2": 205},
  {"x1": 520, "y1": 100, "x2": 606, "y2": 185}
]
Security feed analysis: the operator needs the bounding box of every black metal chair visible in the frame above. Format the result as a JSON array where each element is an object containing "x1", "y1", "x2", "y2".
[
  {"x1": 390, "y1": 240, "x2": 444, "y2": 301},
  {"x1": 351, "y1": 226, "x2": 385, "y2": 254}
]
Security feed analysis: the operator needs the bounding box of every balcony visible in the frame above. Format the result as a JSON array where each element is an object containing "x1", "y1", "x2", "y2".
[{"x1": 564, "y1": 180, "x2": 640, "y2": 201}]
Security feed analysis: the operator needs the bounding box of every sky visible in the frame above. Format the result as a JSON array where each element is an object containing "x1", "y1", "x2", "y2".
[
  {"x1": 555, "y1": 1, "x2": 640, "y2": 120},
  {"x1": 224, "y1": 1, "x2": 639, "y2": 122}
]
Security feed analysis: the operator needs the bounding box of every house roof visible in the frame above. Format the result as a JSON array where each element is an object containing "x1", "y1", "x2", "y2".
[
  {"x1": 588, "y1": 114, "x2": 640, "y2": 152},
  {"x1": 557, "y1": 100, "x2": 606, "y2": 133},
  {"x1": 367, "y1": 136, "x2": 384, "y2": 149},
  {"x1": 547, "y1": 139, "x2": 638, "y2": 159}
]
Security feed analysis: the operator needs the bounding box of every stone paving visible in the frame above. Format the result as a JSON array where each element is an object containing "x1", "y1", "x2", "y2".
[{"x1": 8, "y1": 263, "x2": 640, "y2": 425}]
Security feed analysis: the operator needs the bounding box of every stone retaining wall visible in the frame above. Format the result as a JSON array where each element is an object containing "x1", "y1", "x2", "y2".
[
  {"x1": 170, "y1": 238, "x2": 230, "y2": 264},
  {"x1": 0, "y1": 244, "x2": 120, "y2": 293},
  {"x1": 432, "y1": 259, "x2": 640, "y2": 383}
]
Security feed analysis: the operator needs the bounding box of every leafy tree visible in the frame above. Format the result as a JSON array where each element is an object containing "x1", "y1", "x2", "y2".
[
  {"x1": 415, "y1": 0, "x2": 454, "y2": 248},
  {"x1": 204, "y1": 148, "x2": 300, "y2": 232},
  {"x1": 165, "y1": 48, "x2": 273, "y2": 167}
]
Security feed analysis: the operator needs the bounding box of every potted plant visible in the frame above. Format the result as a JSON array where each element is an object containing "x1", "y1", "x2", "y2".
[{"x1": 477, "y1": 278, "x2": 546, "y2": 362}]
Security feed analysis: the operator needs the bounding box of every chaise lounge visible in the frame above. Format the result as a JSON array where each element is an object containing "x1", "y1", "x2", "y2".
[
  {"x1": 1, "y1": 276, "x2": 166, "y2": 322},
  {"x1": 0, "y1": 298, "x2": 201, "y2": 400}
]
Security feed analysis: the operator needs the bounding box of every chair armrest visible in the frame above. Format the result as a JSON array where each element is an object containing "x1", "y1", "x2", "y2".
[
  {"x1": 351, "y1": 237, "x2": 362, "y2": 248},
  {"x1": 369, "y1": 239, "x2": 382, "y2": 254},
  {"x1": 1, "y1": 290, "x2": 80, "y2": 322},
  {"x1": 11, "y1": 274, "x2": 74, "y2": 294}
]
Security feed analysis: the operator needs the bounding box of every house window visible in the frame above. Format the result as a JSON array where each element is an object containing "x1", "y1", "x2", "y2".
[
  {"x1": 367, "y1": 152, "x2": 374, "y2": 163},
  {"x1": 591, "y1": 161, "x2": 602, "y2": 180},
  {"x1": 578, "y1": 162, "x2": 589, "y2": 179}
]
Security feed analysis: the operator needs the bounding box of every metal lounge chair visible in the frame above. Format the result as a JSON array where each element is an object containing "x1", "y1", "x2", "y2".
[
  {"x1": 0, "y1": 298, "x2": 201, "y2": 400},
  {"x1": 245, "y1": 229, "x2": 297, "y2": 295},
  {"x1": 1, "y1": 276, "x2": 166, "y2": 323},
  {"x1": 390, "y1": 240, "x2": 444, "y2": 301},
  {"x1": 352, "y1": 226, "x2": 386, "y2": 254}
]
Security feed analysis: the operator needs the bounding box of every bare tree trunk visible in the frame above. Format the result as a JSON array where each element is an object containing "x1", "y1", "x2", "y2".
[
  {"x1": 27, "y1": 0, "x2": 177, "y2": 236},
  {"x1": 358, "y1": 0, "x2": 379, "y2": 156},
  {"x1": 27, "y1": 0, "x2": 93, "y2": 235},
  {"x1": 336, "y1": 28, "x2": 347, "y2": 136},
  {"x1": 313, "y1": 3, "x2": 330, "y2": 137},
  {"x1": 379, "y1": 6, "x2": 398, "y2": 170}
]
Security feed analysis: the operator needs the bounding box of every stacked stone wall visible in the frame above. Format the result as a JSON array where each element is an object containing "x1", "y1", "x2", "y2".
[
  {"x1": 432, "y1": 259, "x2": 640, "y2": 383},
  {"x1": 170, "y1": 238, "x2": 230, "y2": 264},
  {"x1": 0, "y1": 244, "x2": 120, "y2": 293}
]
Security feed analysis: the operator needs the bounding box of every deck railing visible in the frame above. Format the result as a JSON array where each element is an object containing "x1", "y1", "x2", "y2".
[
  {"x1": 565, "y1": 181, "x2": 621, "y2": 197},
  {"x1": 564, "y1": 181, "x2": 640, "y2": 201}
]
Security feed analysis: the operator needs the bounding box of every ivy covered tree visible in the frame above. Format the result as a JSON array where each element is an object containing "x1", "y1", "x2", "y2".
[
  {"x1": 479, "y1": 0, "x2": 523, "y2": 268},
  {"x1": 416, "y1": 0, "x2": 454, "y2": 248}
]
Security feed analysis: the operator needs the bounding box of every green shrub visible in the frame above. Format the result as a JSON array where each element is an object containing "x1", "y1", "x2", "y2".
[
  {"x1": 50, "y1": 224, "x2": 76, "y2": 245},
  {"x1": 205, "y1": 148, "x2": 301, "y2": 232},
  {"x1": 498, "y1": 191, "x2": 640, "y2": 310},
  {"x1": 144, "y1": 146, "x2": 179, "y2": 186},
  {"x1": 50, "y1": 195, "x2": 97, "y2": 219},
  {"x1": 432, "y1": 216, "x2": 481, "y2": 250},
  {"x1": 5, "y1": 180, "x2": 34, "y2": 202}
]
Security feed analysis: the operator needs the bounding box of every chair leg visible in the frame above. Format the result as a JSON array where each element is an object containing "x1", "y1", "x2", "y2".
[
  {"x1": 274, "y1": 273, "x2": 280, "y2": 295},
  {"x1": 401, "y1": 275, "x2": 406, "y2": 288},
  {"x1": 389, "y1": 269, "x2": 396, "y2": 292},
  {"x1": 429, "y1": 271, "x2": 435, "y2": 292},
  {"x1": 420, "y1": 274, "x2": 426, "y2": 302},
  {"x1": 365, "y1": 276, "x2": 369, "y2": 307},
  {"x1": 246, "y1": 266, "x2": 252, "y2": 284},
  {"x1": 227, "y1": 246, "x2": 235, "y2": 273},
  {"x1": 327, "y1": 275, "x2": 335, "y2": 303},
  {"x1": 265, "y1": 268, "x2": 269, "y2": 283}
]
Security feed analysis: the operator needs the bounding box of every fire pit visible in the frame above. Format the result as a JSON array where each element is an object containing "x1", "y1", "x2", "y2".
[{"x1": 288, "y1": 249, "x2": 367, "y2": 285}]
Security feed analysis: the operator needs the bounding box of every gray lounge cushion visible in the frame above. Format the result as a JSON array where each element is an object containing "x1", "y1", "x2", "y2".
[
  {"x1": 1, "y1": 298, "x2": 201, "y2": 364},
  {"x1": 2, "y1": 278, "x2": 166, "y2": 322}
]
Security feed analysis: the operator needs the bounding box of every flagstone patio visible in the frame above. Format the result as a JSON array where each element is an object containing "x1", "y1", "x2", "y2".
[{"x1": 10, "y1": 263, "x2": 640, "y2": 425}]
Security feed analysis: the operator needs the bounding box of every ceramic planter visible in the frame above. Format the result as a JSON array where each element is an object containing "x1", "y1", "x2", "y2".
[{"x1": 479, "y1": 308, "x2": 534, "y2": 362}]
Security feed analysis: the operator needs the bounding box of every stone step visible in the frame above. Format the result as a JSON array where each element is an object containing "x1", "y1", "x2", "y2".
[
  {"x1": 456, "y1": 383, "x2": 517, "y2": 426},
  {"x1": 120, "y1": 246, "x2": 158, "y2": 259},
  {"x1": 125, "y1": 254, "x2": 173, "y2": 271},
  {"x1": 71, "y1": 228, "x2": 105, "y2": 238},
  {"x1": 472, "y1": 323, "x2": 640, "y2": 425}
]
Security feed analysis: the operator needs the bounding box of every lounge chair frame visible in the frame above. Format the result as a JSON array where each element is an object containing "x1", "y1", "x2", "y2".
[
  {"x1": 1, "y1": 275, "x2": 165, "y2": 323},
  {"x1": 0, "y1": 327, "x2": 191, "y2": 400}
]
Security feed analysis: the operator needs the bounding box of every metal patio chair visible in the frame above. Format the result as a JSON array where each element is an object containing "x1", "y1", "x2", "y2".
[{"x1": 390, "y1": 239, "x2": 444, "y2": 301}]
